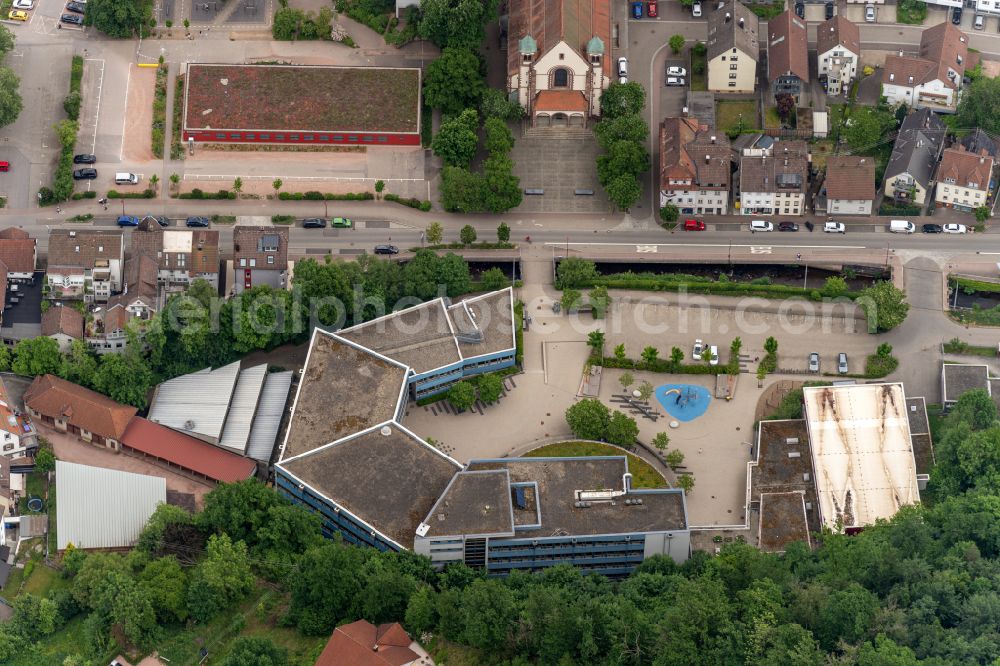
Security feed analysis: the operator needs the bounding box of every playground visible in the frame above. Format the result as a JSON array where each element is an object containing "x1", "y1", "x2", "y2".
[{"x1": 656, "y1": 384, "x2": 712, "y2": 422}]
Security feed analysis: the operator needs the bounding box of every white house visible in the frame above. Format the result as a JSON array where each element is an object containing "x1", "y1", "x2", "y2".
[
  {"x1": 507, "y1": 0, "x2": 611, "y2": 125},
  {"x1": 659, "y1": 117, "x2": 731, "y2": 215},
  {"x1": 882, "y1": 23, "x2": 968, "y2": 112},
  {"x1": 934, "y1": 145, "x2": 995, "y2": 212},
  {"x1": 883, "y1": 108, "x2": 946, "y2": 205},
  {"x1": 46, "y1": 230, "x2": 124, "y2": 303},
  {"x1": 738, "y1": 140, "x2": 811, "y2": 216},
  {"x1": 823, "y1": 156, "x2": 876, "y2": 216},
  {"x1": 707, "y1": 1, "x2": 760, "y2": 93},
  {"x1": 816, "y1": 16, "x2": 861, "y2": 97}
]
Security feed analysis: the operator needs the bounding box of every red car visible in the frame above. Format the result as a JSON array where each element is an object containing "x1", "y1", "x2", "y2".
[
  {"x1": 683, "y1": 219, "x2": 705, "y2": 231},
  {"x1": 647, "y1": 1, "x2": 657, "y2": 17}
]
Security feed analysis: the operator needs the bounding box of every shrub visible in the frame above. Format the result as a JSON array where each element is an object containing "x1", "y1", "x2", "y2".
[
  {"x1": 385, "y1": 193, "x2": 432, "y2": 211},
  {"x1": 63, "y1": 91, "x2": 81, "y2": 121}
]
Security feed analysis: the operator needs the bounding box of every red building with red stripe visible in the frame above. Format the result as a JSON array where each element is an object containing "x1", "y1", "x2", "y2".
[{"x1": 182, "y1": 63, "x2": 422, "y2": 147}]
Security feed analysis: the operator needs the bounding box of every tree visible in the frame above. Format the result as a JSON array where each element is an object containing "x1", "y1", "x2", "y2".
[
  {"x1": 63, "y1": 91, "x2": 81, "y2": 120},
  {"x1": 605, "y1": 174, "x2": 642, "y2": 211},
  {"x1": 775, "y1": 93, "x2": 795, "y2": 120},
  {"x1": 186, "y1": 534, "x2": 255, "y2": 623},
  {"x1": 652, "y1": 432, "x2": 670, "y2": 453},
  {"x1": 614, "y1": 343, "x2": 626, "y2": 360},
  {"x1": 169, "y1": 172, "x2": 180, "y2": 188},
  {"x1": 481, "y1": 267, "x2": 507, "y2": 290},
  {"x1": 0, "y1": 344, "x2": 10, "y2": 372},
  {"x1": 669, "y1": 34, "x2": 685, "y2": 54},
  {"x1": 426, "y1": 221, "x2": 444, "y2": 245},
  {"x1": 859, "y1": 281, "x2": 909, "y2": 332},
  {"x1": 677, "y1": 474, "x2": 695, "y2": 493},
  {"x1": 637, "y1": 381, "x2": 654, "y2": 402},
  {"x1": 565, "y1": 399, "x2": 611, "y2": 440},
  {"x1": 477, "y1": 373, "x2": 504, "y2": 404},
  {"x1": 587, "y1": 329, "x2": 605, "y2": 355},
  {"x1": 589, "y1": 285, "x2": 610, "y2": 318},
  {"x1": 619, "y1": 371, "x2": 635, "y2": 392},
  {"x1": 600, "y1": 82, "x2": 646, "y2": 120},
  {"x1": 12, "y1": 337, "x2": 62, "y2": 377},
  {"x1": 595, "y1": 113, "x2": 648, "y2": 149},
  {"x1": 481, "y1": 154, "x2": 522, "y2": 213},
  {"x1": 976, "y1": 205, "x2": 990, "y2": 223},
  {"x1": 484, "y1": 118, "x2": 514, "y2": 155},
  {"x1": 597, "y1": 140, "x2": 649, "y2": 187},
  {"x1": 34, "y1": 446, "x2": 55, "y2": 474},
  {"x1": 288, "y1": 541, "x2": 369, "y2": 635},
  {"x1": 375, "y1": 180, "x2": 385, "y2": 198},
  {"x1": 816, "y1": 583, "x2": 879, "y2": 650},
  {"x1": 418, "y1": 0, "x2": 497, "y2": 50},
  {"x1": 0, "y1": 67, "x2": 23, "y2": 128},
  {"x1": 441, "y1": 167, "x2": 485, "y2": 213},
  {"x1": 272, "y1": 178, "x2": 282, "y2": 197},
  {"x1": 424, "y1": 48, "x2": 486, "y2": 116},
  {"x1": 660, "y1": 203, "x2": 679, "y2": 223},
  {"x1": 666, "y1": 449, "x2": 685, "y2": 469},
  {"x1": 670, "y1": 346, "x2": 685, "y2": 368},
  {"x1": 447, "y1": 380, "x2": 477, "y2": 412},
  {"x1": 957, "y1": 76, "x2": 1000, "y2": 136},
  {"x1": 432, "y1": 109, "x2": 480, "y2": 167},
  {"x1": 496, "y1": 222, "x2": 510, "y2": 243},
  {"x1": 823, "y1": 276, "x2": 848, "y2": 297},
  {"x1": 842, "y1": 105, "x2": 896, "y2": 153},
  {"x1": 764, "y1": 336, "x2": 778, "y2": 355},
  {"x1": 0, "y1": 24, "x2": 14, "y2": 56},
  {"x1": 556, "y1": 257, "x2": 599, "y2": 289},
  {"x1": 480, "y1": 87, "x2": 524, "y2": 121},
  {"x1": 59, "y1": 340, "x2": 98, "y2": 388},
  {"x1": 232, "y1": 176, "x2": 242, "y2": 199},
  {"x1": 85, "y1": 0, "x2": 154, "y2": 38},
  {"x1": 94, "y1": 353, "x2": 154, "y2": 408},
  {"x1": 223, "y1": 637, "x2": 288, "y2": 666},
  {"x1": 460, "y1": 224, "x2": 477, "y2": 245},
  {"x1": 640, "y1": 346, "x2": 659, "y2": 367},
  {"x1": 560, "y1": 289, "x2": 582, "y2": 312},
  {"x1": 138, "y1": 556, "x2": 188, "y2": 623}
]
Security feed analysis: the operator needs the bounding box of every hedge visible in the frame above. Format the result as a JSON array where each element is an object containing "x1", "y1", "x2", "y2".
[
  {"x1": 950, "y1": 276, "x2": 1000, "y2": 295},
  {"x1": 566, "y1": 274, "x2": 861, "y2": 301},
  {"x1": 411, "y1": 242, "x2": 516, "y2": 251},
  {"x1": 107, "y1": 189, "x2": 156, "y2": 199},
  {"x1": 178, "y1": 189, "x2": 236, "y2": 200},
  {"x1": 514, "y1": 300, "x2": 524, "y2": 366},
  {"x1": 71, "y1": 191, "x2": 98, "y2": 200},
  {"x1": 277, "y1": 191, "x2": 374, "y2": 201},
  {"x1": 599, "y1": 355, "x2": 734, "y2": 376},
  {"x1": 385, "y1": 193, "x2": 432, "y2": 212}
]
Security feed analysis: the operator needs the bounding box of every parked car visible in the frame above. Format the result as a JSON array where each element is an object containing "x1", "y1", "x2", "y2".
[
  {"x1": 72, "y1": 168, "x2": 97, "y2": 180},
  {"x1": 665, "y1": 76, "x2": 686, "y2": 87},
  {"x1": 666, "y1": 66, "x2": 687, "y2": 77},
  {"x1": 73, "y1": 154, "x2": 96, "y2": 164},
  {"x1": 692, "y1": 339, "x2": 704, "y2": 361},
  {"x1": 185, "y1": 216, "x2": 209, "y2": 227},
  {"x1": 865, "y1": 4, "x2": 876, "y2": 21},
  {"x1": 952, "y1": 6, "x2": 962, "y2": 24},
  {"x1": 922, "y1": 223, "x2": 943, "y2": 234},
  {"x1": 374, "y1": 244, "x2": 399, "y2": 255},
  {"x1": 692, "y1": 1, "x2": 702, "y2": 16},
  {"x1": 750, "y1": 220, "x2": 774, "y2": 232},
  {"x1": 809, "y1": 352, "x2": 820, "y2": 373},
  {"x1": 838, "y1": 352, "x2": 849, "y2": 374},
  {"x1": 974, "y1": 13, "x2": 985, "y2": 29},
  {"x1": 683, "y1": 218, "x2": 705, "y2": 231},
  {"x1": 631, "y1": 1, "x2": 643, "y2": 19},
  {"x1": 331, "y1": 217, "x2": 353, "y2": 228},
  {"x1": 152, "y1": 216, "x2": 169, "y2": 227},
  {"x1": 824, "y1": 221, "x2": 846, "y2": 233},
  {"x1": 60, "y1": 13, "x2": 83, "y2": 24},
  {"x1": 778, "y1": 221, "x2": 799, "y2": 232},
  {"x1": 709, "y1": 345, "x2": 719, "y2": 366},
  {"x1": 794, "y1": 1, "x2": 804, "y2": 18},
  {"x1": 8, "y1": 10, "x2": 28, "y2": 20},
  {"x1": 617, "y1": 56, "x2": 628, "y2": 84},
  {"x1": 65, "y1": 2, "x2": 86, "y2": 13},
  {"x1": 12, "y1": 0, "x2": 33, "y2": 9},
  {"x1": 943, "y1": 223, "x2": 968, "y2": 234},
  {"x1": 116, "y1": 215, "x2": 139, "y2": 227},
  {"x1": 825, "y1": 1, "x2": 833, "y2": 19},
  {"x1": 647, "y1": 0, "x2": 657, "y2": 17},
  {"x1": 0, "y1": 161, "x2": 9, "y2": 172},
  {"x1": 302, "y1": 218, "x2": 327, "y2": 228}
]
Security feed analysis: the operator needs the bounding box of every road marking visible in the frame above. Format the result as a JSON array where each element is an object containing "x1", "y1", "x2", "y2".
[
  {"x1": 544, "y1": 242, "x2": 867, "y2": 249},
  {"x1": 88, "y1": 59, "x2": 106, "y2": 156},
  {"x1": 636, "y1": 245, "x2": 658, "y2": 253},
  {"x1": 749, "y1": 246, "x2": 772, "y2": 254},
  {"x1": 119, "y1": 64, "x2": 131, "y2": 162}
]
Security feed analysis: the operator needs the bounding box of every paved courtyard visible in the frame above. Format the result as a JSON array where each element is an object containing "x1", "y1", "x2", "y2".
[{"x1": 509, "y1": 131, "x2": 610, "y2": 213}]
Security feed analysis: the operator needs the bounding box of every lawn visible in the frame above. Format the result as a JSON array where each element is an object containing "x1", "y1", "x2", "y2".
[
  {"x1": 184, "y1": 64, "x2": 420, "y2": 133},
  {"x1": 525, "y1": 441, "x2": 668, "y2": 488},
  {"x1": 764, "y1": 106, "x2": 781, "y2": 129},
  {"x1": 690, "y1": 49, "x2": 707, "y2": 92},
  {"x1": 926, "y1": 404, "x2": 944, "y2": 443},
  {"x1": 896, "y1": 0, "x2": 927, "y2": 24},
  {"x1": 715, "y1": 100, "x2": 758, "y2": 135},
  {"x1": 811, "y1": 140, "x2": 835, "y2": 170}
]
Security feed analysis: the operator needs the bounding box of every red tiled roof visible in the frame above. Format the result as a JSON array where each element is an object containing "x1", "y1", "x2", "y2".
[
  {"x1": 533, "y1": 90, "x2": 589, "y2": 112},
  {"x1": 0, "y1": 227, "x2": 29, "y2": 240},
  {"x1": 767, "y1": 10, "x2": 809, "y2": 84},
  {"x1": 41, "y1": 305, "x2": 84, "y2": 339},
  {"x1": 937, "y1": 145, "x2": 994, "y2": 191},
  {"x1": 120, "y1": 418, "x2": 257, "y2": 483},
  {"x1": 824, "y1": 156, "x2": 876, "y2": 201},
  {"x1": 316, "y1": 621, "x2": 420, "y2": 666},
  {"x1": 25, "y1": 375, "x2": 137, "y2": 441},
  {"x1": 0, "y1": 236, "x2": 36, "y2": 274},
  {"x1": 507, "y1": 0, "x2": 612, "y2": 77}
]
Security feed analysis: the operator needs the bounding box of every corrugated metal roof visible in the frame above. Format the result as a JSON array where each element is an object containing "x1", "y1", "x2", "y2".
[
  {"x1": 147, "y1": 361, "x2": 241, "y2": 443},
  {"x1": 56, "y1": 460, "x2": 165, "y2": 550},
  {"x1": 218, "y1": 365, "x2": 268, "y2": 454},
  {"x1": 246, "y1": 371, "x2": 293, "y2": 462}
]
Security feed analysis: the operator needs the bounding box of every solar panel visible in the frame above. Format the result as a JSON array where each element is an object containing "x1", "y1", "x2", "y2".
[{"x1": 513, "y1": 486, "x2": 527, "y2": 510}]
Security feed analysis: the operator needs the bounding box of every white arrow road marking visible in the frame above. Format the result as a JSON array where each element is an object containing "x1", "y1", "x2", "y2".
[
  {"x1": 636, "y1": 245, "x2": 658, "y2": 253},
  {"x1": 749, "y1": 246, "x2": 772, "y2": 254}
]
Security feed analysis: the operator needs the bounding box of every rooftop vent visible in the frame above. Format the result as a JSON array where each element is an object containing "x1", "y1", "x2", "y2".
[
  {"x1": 69, "y1": 231, "x2": 76, "y2": 237},
  {"x1": 786, "y1": 437, "x2": 799, "y2": 444},
  {"x1": 380, "y1": 425, "x2": 392, "y2": 436},
  {"x1": 803, "y1": 473, "x2": 811, "y2": 482},
  {"x1": 183, "y1": 419, "x2": 195, "y2": 430},
  {"x1": 805, "y1": 502, "x2": 812, "y2": 510},
  {"x1": 710, "y1": 135, "x2": 717, "y2": 143},
  {"x1": 739, "y1": 17, "x2": 744, "y2": 28},
  {"x1": 706, "y1": 154, "x2": 711, "y2": 164},
  {"x1": 725, "y1": 11, "x2": 731, "y2": 22},
  {"x1": 787, "y1": 451, "x2": 801, "y2": 459}
]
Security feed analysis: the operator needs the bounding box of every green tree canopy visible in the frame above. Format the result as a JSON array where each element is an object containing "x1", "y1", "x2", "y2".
[
  {"x1": 418, "y1": 0, "x2": 498, "y2": 50},
  {"x1": 606, "y1": 411, "x2": 639, "y2": 447},
  {"x1": 600, "y1": 82, "x2": 645, "y2": 119},
  {"x1": 93, "y1": 352, "x2": 154, "y2": 409},
  {"x1": 595, "y1": 113, "x2": 649, "y2": 149},
  {"x1": 0, "y1": 67, "x2": 23, "y2": 128},
  {"x1": 556, "y1": 258, "x2": 598, "y2": 290},
  {"x1": 842, "y1": 105, "x2": 896, "y2": 154},
  {"x1": 597, "y1": 140, "x2": 650, "y2": 187},
  {"x1": 477, "y1": 373, "x2": 504, "y2": 404},
  {"x1": 432, "y1": 109, "x2": 480, "y2": 167},
  {"x1": 12, "y1": 336, "x2": 62, "y2": 377},
  {"x1": 447, "y1": 380, "x2": 477, "y2": 411},
  {"x1": 957, "y1": 76, "x2": 1000, "y2": 136},
  {"x1": 565, "y1": 398, "x2": 610, "y2": 440},
  {"x1": 605, "y1": 174, "x2": 643, "y2": 211},
  {"x1": 186, "y1": 534, "x2": 255, "y2": 623},
  {"x1": 858, "y1": 281, "x2": 909, "y2": 332},
  {"x1": 223, "y1": 636, "x2": 289, "y2": 666},
  {"x1": 85, "y1": 0, "x2": 154, "y2": 38},
  {"x1": 424, "y1": 48, "x2": 486, "y2": 116}
]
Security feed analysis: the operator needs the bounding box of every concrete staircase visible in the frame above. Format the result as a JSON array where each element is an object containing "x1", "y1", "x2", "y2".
[{"x1": 521, "y1": 126, "x2": 595, "y2": 140}]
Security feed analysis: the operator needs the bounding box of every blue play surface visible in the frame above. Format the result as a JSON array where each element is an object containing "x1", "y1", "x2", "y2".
[{"x1": 655, "y1": 384, "x2": 711, "y2": 421}]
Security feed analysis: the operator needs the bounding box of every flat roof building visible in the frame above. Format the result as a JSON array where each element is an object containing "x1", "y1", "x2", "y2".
[{"x1": 941, "y1": 362, "x2": 992, "y2": 406}]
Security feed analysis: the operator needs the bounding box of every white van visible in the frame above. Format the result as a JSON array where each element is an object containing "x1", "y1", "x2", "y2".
[
  {"x1": 889, "y1": 219, "x2": 915, "y2": 234},
  {"x1": 750, "y1": 220, "x2": 773, "y2": 232},
  {"x1": 115, "y1": 172, "x2": 140, "y2": 185}
]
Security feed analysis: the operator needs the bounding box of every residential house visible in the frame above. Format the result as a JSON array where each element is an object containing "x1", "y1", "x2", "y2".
[
  {"x1": 934, "y1": 145, "x2": 995, "y2": 212},
  {"x1": 0, "y1": 456, "x2": 22, "y2": 521},
  {"x1": 0, "y1": 228, "x2": 37, "y2": 281},
  {"x1": 0, "y1": 377, "x2": 36, "y2": 459},
  {"x1": 24, "y1": 374, "x2": 136, "y2": 450},
  {"x1": 882, "y1": 23, "x2": 968, "y2": 112},
  {"x1": 767, "y1": 10, "x2": 809, "y2": 103},
  {"x1": 506, "y1": 0, "x2": 611, "y2": 124},
  {"x1": 707, "y1": 1, "x2": 759, "y2": 93},
  {"x1": 659, "y1": 117, "x2": 732, "y2": 215},
  {"x1": 823, "y1": 156, "x2": 876, "y2": 216},
  {"x1": 883, "y1": 108, "x2": 946, "y2": 205},
  {"x1": 115, "y1": 254, "x2": 159, "y2": 320},
  {"x1": 976, "y1": 0, "x2": 1000, "y2": 15},
  {"x1": 130, "y1": 220, "x2": 221, "y2": 291},
  {"x1": 46, "y1": 230, "x2": 124, "y2": 303},
  {"x1": 41, "y1": 305, "x2": 84, "y2": 352},
  {"x1": 816, "y1": 16, "x2": 861, "y2": 97},
  {"x1": 738, "y1": 140, "x2": 811, "y2": 216},
  {"x1": 232, "y1": 226, "x2": 289, "y2": 295},
  {"x1": 87, "y1": 303, "x2": 129, "y2": 355},
  {"x1": 316, "y1": 620, "x2": 433, "y2": 666}
]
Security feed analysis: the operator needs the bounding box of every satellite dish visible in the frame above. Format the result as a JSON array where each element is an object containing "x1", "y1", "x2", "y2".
[{"x1": 183, "y1": 420, "x2": 195, "y2": 430}]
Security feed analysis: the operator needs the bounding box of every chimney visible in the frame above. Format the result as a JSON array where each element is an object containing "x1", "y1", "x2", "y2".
[
  {"x1": 739, "y1": 17, "x2": 744, "y2": 28},
  {"x1": 725, "y1": 11, "x2": 731, "y2": 22},
  {"x1": 711, "y1": 135, "x2": 717, "y2": 144},
  {"x1": 706, "y1": 154, "x2": 711, "y2": 164},
  {"x1": 898, "y1": 50, "x2": 903, "y2": 57}
]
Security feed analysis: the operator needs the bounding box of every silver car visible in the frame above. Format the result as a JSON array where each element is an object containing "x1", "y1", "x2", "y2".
[
  {"x1": 808, "y1": 352, "x2": 820, "y2": 373},
  {"x1": 838, "y1": 352, "x2": 848, "y2": 374}
]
